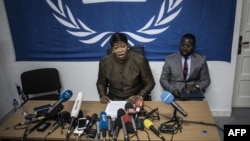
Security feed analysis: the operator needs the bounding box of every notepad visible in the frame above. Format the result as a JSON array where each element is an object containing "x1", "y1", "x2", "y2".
[{"x1": 105, "y1": 101, "x2": 126, "y2": 120}]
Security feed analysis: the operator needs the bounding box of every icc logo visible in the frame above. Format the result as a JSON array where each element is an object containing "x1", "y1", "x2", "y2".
[{"x1": 46, "y1": 0, "x2": 182, "y2": 47}]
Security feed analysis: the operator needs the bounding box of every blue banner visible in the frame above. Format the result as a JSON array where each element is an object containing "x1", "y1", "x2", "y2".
[{"x1": 4, "y1": 0, "x2": 236, "y2": 62}]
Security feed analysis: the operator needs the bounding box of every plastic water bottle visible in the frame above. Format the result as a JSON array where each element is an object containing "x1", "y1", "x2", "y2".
[{"x1": 13, "y1": 98, "x2": 19, "y2": 112}]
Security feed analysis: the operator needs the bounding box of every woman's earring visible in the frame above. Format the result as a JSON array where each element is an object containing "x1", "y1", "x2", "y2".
[{"x1": 128, "y1": 48, "x2": 130, "y2": 50}]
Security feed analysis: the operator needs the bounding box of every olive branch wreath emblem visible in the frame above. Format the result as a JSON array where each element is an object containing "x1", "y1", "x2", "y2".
[{"x1": 46, "y1": 0, "x2": 182, "y2": 47}]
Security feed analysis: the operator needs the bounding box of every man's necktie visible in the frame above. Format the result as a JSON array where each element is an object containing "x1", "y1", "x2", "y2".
[{"x1": 183, "y1": 57, "x2": 188, "y2": 81}]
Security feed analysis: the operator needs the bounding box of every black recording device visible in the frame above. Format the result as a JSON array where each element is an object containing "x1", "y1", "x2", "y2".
[
  {"x1": 86, "y1": 129, "x2": 97, "y2": 138},
  {"x1": 137, "y1": 109, "x2": 147, "y2": 117},
  {"x1": 159, "y1": 124, "x2": 175, "y2": 134},
  {"x1": 34, "y1": 104, "x2": 51, "y2": 116},
  {"x1": 37, "y1": 121, "x2": 51, "y2": 132},
  {"x1": 135, "y1": 118, "x2": 144, "y2": 130}
]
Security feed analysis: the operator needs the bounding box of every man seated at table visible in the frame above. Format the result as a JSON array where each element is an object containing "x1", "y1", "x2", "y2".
[{"x1": 159, "y1": 33, "x2": 211, "y2": 99}]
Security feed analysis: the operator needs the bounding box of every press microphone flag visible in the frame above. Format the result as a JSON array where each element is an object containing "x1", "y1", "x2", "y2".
[
  {"x1": 160, "y1": 91, "x2": 188, "y2": 117},
  {"x1": 124, "y1": 102, "x2": 137, "y2": 134},
  {"x1": 125, "y1": 102, "x2": 136, "y2": 115},
  {"x1": 100, "y1": 111, "x2": 108, "y2": 131},
  {"x1": 47, "y1": 89, "x2": 73, "y2": 114}
]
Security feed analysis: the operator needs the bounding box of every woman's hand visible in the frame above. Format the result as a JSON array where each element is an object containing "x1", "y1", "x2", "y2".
[
  {"x1": 127, "y1": 95, "x2": 143, "y2": 104},
  {"x1": 100, "y1": 96, "x2": 110, "y2": 104}
]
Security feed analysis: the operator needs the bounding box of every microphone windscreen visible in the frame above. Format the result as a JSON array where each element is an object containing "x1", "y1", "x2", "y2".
[
  {"x1": 125, "y1": 102, "x2": 134, "y2": 110},
  {"x1": 60, "y1": 89, "x2": 73, "y2": 101},
  {"x1": 160, "y1": 91, "x2": 174, "y2": 104},
  {"x1": 143, "y1": 119, "x2": 153, "y2": 129},
  {"x1": 123, "y1": 114, "x2": 131, "y2": 123},
  {"x1": 125, "y1": 102, "x2": 136, "y2": 114},
  {"x1": 117, "y1": 108, "x2": 126, "y2": 118}
]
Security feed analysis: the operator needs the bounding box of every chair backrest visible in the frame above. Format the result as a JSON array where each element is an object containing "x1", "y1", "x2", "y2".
[
  {"x1": 21, "y1": 68, "x2": 61, "y2": 100},
  {"x1": 106, "y1": 46, "x2": 145, "y2": 56}
]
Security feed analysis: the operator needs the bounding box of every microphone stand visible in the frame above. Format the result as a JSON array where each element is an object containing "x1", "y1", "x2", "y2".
[{"x1": 160, "y1": 109, "x2": 183, "y2": 133}]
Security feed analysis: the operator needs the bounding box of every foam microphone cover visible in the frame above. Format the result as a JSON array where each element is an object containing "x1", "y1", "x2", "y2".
[
  {"x1": 59, "y1": 89, "x2": 73, "y2": 102},
  {"x1": 47, "y1": 89, "x2": 73, "y2": 115},
  {"x1": 118, "y1": 108, "x2": 126, "y2": 116},
  {"x1": 160, "y1": 91, "x2": 188, "y2": 117},
  {"x1": 160, "y1": 91, "x2": 174, "y2": 104},
  {"x1": 123, "y1": 114, "x2": 135, "y2": 134}
]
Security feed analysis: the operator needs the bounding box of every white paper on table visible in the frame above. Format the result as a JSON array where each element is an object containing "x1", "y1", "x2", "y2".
[{"x1": 105, "y1": 100, "x2": 126, "y2": 120}]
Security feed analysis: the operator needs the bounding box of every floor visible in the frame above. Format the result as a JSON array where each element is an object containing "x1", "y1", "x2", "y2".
[{"x1": 213, "y1": 108, "x2": 250, "y2": 141}]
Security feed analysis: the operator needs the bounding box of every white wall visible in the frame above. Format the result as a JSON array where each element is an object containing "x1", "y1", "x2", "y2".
[{"x1": 0, "y1": 0, "x2": 241, "y2": 120}]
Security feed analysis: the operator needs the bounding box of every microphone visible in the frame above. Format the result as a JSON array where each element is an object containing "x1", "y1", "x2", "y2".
[
  {"x1": 160, "y1": 91, "x2": 188, "y2": 117},
  {"x1": 113, "y1": 109, "x2": 125, "y2": 141},
  {"x1": 96, "y1": 118, "x2": 100, "y2": 140},
  {"x1": 85, "y1": 113, "x2": 98, "y2": 133},
  {"x1": 143, "y1": 119, "x2": 166, "y2": 141},
  {"x1": 99, "y1": 111, "x2": 108, "y2": 131},
  {"x1": 124, "y1": 102, "x2": 137, "y2": 134},
  {"x1": 24, "y1": 120, "x2": 45, "y2": 136},
  {"x1": 125, "y1": 102, "x2": 136, "y2": 115},
  {"x1": 107, "y1": 115, "x2": 112, "y2": 138},
  {"x1": 47, "y1": 89, "x2": 73, "y2": 114},
  {"x1": 20, "y1": 116, "x2": 45, "y2": 125},
  {"x1": 67, "y1": 91, "x2": 83, "y2": 134},
  {"x1": 117, "y1": 109, "x2": 130, "y2": 141},
  {"x1": 48, "y1": 120, "x2": 60, "y2": 135},
  {"x1": 99, "y1": 111, "x2": 108, "y2": 140},
  {"x1": 123, "y1": 113, "x2": 135, "y2": 134}
]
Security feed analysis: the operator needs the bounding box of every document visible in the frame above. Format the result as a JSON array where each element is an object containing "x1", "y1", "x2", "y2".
[{"x1": 105, "y1": 100, "x2": 126, "y2": 120}]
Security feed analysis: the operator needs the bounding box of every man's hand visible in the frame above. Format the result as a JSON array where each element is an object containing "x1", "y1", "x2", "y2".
[
  {"x1": 100, "y1": 96, "x2": 110, "y2": 104},
  {"x1": 173, "y1": 90, "x2": 180, "y2": 98},
  {"x1": 184, "y1": 84, "x2": 199, "y2": 93}
]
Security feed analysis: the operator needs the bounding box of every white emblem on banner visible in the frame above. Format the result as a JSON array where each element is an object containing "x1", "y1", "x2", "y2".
[{"x1": 46, "y1": 0, "x2": 182, "y2": 47}]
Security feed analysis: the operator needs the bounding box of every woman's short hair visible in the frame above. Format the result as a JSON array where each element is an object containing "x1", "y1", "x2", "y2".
[{"x1": 110, "y1": 32, "x2": 128, "y2": 47}]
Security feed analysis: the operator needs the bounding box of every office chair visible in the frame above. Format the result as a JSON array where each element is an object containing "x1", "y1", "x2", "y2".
[
  {"x1": 21, "y1": 68, "x2": 62, "y2": 100},
  {"x1": 106, "y1": 46, "x2": 152, "y2": 101}
]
